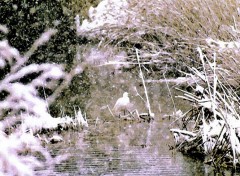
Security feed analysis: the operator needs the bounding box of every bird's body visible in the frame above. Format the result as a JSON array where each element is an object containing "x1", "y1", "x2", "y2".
[{"x1": 113, "y1": 92, "x2": 130, "y2": 116}]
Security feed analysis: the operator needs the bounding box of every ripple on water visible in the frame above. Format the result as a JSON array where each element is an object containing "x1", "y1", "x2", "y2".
[{"x1": 36, "y1": 119, "x2": 207, "y2": 175}]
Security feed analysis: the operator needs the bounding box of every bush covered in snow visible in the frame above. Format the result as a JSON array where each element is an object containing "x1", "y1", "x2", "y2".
[
  {"x1": 0, "y1": 28, "x2": 63, "y2": 121},
  {"x1": 0, "y1": 27, "x2": 83, "y2": 175}
]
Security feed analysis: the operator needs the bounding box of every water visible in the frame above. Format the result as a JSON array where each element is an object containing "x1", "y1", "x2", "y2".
[
  {"x1": 38, "y1": 120, "x2": 205, "y2": 176},
  {"x1": 36, "y1": 63, "x2": 237, "y2": 175}
]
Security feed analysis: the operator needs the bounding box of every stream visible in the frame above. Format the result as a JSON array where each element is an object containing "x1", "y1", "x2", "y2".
[{"x1": 36, "y1": 61, "x2": 238, "y2": 175}]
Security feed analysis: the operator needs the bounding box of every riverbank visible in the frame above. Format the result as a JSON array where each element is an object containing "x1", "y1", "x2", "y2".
[
  {"x1": 1, "y1": 0, "x2": 240, "y2": 174},
  {"x1": 74, "y1": 0, "x2": 240, "y2": 171}
]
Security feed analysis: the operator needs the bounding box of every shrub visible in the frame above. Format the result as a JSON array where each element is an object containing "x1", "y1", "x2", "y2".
[{"x1": 0, "y1": 27, "x2": 66, "y2": 175}]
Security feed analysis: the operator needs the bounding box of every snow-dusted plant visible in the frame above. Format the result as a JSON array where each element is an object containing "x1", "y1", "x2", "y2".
[
  {"x1": 0, "y1": 29, "x2": 63, "y2": 120},
  {"x1": 76, "y1": 0, "x2": 129, "y2": 39},
  {"x1": 0, "y1": 27, "x2": 66, "y2": 175},
  {"x1": 0, "y1": 130, "x2": 52, "y2": 176},
  {"x1": 78, "y1": 0, "x2": 128, "y2": 32}
]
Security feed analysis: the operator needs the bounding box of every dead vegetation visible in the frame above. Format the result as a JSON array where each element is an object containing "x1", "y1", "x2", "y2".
[
  {"x1": 76, "y1": 0, "x2": 240, "y2": 82},
  {"x1": 170, "y1": 48, "x2": 240, "y2": 170}
]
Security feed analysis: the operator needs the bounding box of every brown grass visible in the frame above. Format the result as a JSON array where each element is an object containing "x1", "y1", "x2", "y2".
[
  {"x1": 79, "y1": 0, "x2": 239, "y2": 42},
  {"x1": 171, "y1": 48, "x2": 240, "y2": 169},
  {"x1": 76, "y1": 0, "x2": 240, "y2": 82}
]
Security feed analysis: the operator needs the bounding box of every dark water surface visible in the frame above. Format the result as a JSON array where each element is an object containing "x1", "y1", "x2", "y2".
[
  {"x1": 36, "y1": 66, "x2": 238, "y2": 175},
  {"x1": 37, "y1": 120, "x2": 205, "y2": 176}
]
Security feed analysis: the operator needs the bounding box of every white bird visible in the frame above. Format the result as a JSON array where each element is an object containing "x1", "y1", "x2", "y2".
[{"x1": 113, "y1": 92, "x2": 130, "y2": 116}]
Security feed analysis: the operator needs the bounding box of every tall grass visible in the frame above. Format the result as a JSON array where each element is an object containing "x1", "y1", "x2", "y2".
[
  {"x1": 76, "y1": 0, "x2": 240, "y2": 81},
  {"x1": 78, "y1": 0, "x2": 239, "y2": 42},
  {"x1": 137, "y1": 0, "x2": 239, "y2": 40},
  {"x1": 171, "y1": 48, "x2": 240, "y2": 169}
]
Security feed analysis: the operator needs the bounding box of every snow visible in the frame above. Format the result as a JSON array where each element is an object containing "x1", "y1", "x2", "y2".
[
  {"x1": 78, "y1": 0, "x2": 129, "y2": 33},
  {"x1": 0, "y1": 40, "x2": 21, "y2": 65}
]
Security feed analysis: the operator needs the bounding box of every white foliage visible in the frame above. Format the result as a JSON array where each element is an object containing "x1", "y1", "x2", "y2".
[
  {"x1": 0, "y1": 131, "x2": 45, "y2": 176},
  {"x1": 76, "y1": 109, "x2": 88, "y2": 128},
  {"x1": 78, "y1": 0, "x2": 129, "y2": 33},
  {"x1": 0, "y1": 24, "x2": 88, "y2": 176},
  {"x1": 0, "y1": 28, "x2": 64, "y2": 175},
  {"x1": 206, "y1": 37, "x2": 240, "y2": 52},
  {"x1": 0, "y1": 40, "x2": 21, "y2": 68},
  {"x1": 0, "y1": 40, "x2": 64, "y2": 119}
]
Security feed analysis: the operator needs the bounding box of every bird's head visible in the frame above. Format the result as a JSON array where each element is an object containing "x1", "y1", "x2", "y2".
[{"x1": 123, "y1": 92, "x2": 128, "y2": 97}]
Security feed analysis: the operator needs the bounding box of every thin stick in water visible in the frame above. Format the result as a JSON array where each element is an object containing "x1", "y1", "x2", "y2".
[{"x1": 136, "y1": 49, "x2": 154, "y2": 119}]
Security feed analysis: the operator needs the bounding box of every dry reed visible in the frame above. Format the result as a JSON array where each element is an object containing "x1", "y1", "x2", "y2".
[
  {"x1": 76, "y1": 0, "x2": 240, "y2": 83},
  {"x1": 171, "y1": 48, "x2": 240, "y2": 169}
]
